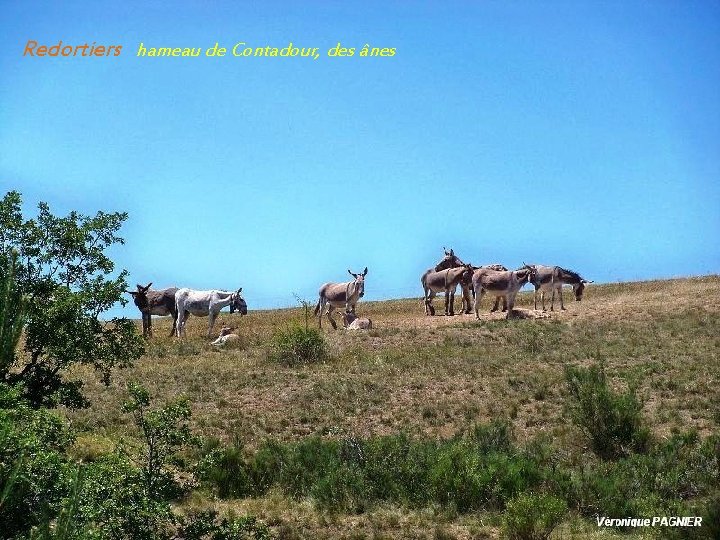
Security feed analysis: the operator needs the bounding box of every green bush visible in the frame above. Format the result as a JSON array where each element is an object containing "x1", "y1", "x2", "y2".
[
  {"x1": 198, "y1": 445, "x2": 252, "y2": 498},
  {"x1": 269, "y1": 325, "x2": 328, "y2": 365},
  {"x1": 565, "y1": 363, "x2": 650, "y2": 459},
  {"x1": 179, "y1": 510, "x2": 272, "y2": 540},
  {"x1": 470, "y1": 419, "x2": 513, "y2": 454},
  {"x1": 197, "y1": 422, "x2": 718, "y2": 525},
  {"x1": 502, "y1": 492, "x2": 567, "y2": 540},
  {"x1": 201, "y1": 422, "x2": 547, "y2": 514},
  {"x1": 77, "y1": 454, "x2": 176, "y2": 540},
  {"x1": 311, "y1": 463, "x2": 368, "y2": 513},
  {"x1": 0, "y1": 384, "x2": 74, "y2": 539},
  {"x1": 359, "y1": 434, "x2": 436, "y2": 506},
  {"x1": 570, "y1": 431, "x2": 720, "y2": 521}
]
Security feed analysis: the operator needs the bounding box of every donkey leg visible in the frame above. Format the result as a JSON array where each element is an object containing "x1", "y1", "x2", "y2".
[
  {"x1": 559, "y1": 287, "x2": 566, "y2": 310},
  {"x1": 474, "y1": 289, "x2": 486, "y2": 319},
  {"x1": 491, "y1": 297, "x2": 500, "y2": 312},
  {"x1": 462, "y1": 285, "x2": 472, "y2": 314},
  {"x1": 326, "y1": 305, "x2": 337, "y2": 330},
  {"x1": 505, "y1": 293, "x2": 516, "y2": 319},
  {"x1": 208, "y1": 311, "x2": 217, "y2": 337},
  {"x1": 142, "y1": 313, "x2": 150, "y2": 338},
  {"x1": 426, "y1": 290, "x2": 436, "y2": 316},
  {"x1": 176, "y1": 312, "x2": 185, "y2": 338}
]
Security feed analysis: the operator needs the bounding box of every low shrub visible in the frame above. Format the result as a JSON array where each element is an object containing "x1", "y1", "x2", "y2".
[
  {"x1": 269, "y1": 325, "x2": 328, "y2": 365},
  {"x1": 179, "y1": 509, "x2": 272, "y2": 540},
  {"x1": 565, "y1": 363, "x2": 650, "y2": 459},
  {"x1": 502, "y1": 492, "x2": 567, "y2": 540},
  {"x1": 570, "y1": 431, "x2": 719, "y2": 523},
  {"x1": 201, "y1": 421, "x2": 547, "y2": 514}
]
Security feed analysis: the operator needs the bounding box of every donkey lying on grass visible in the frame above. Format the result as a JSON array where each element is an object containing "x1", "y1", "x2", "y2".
[
  {"x1": 341, "y1": 311, "x2": 373, "y2": 330},
  {"x1": 175, "y1": 288, "x2": 247, "y2": 337},
  {"x1": 314, "y1": 267, "x2": 368, "y2": 329},
  {"x1": 211, "y1": 326, "x2": 240, "y2": 346},
  {"x1": 128, "y1": 283, "x2": 184, "y2": 337}
]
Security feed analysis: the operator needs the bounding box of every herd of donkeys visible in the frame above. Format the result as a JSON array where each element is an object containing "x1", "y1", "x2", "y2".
[{"x1": 127, "y1": 248, "x2": 593, "y2": 339}]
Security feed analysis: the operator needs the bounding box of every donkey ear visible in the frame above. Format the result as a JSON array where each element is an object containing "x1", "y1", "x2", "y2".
[
  {"x1": 348, "y1": 269, "x2": 355, "y2": 277},
  {"x1": 237, "y1": 287, "x2": 242, "y2": 293},
  {"x1": 363, "y1": 267, "x2": 368, "y2": 276},
  {"x1": 129, "y1": 291, "x2": 138, "y2": 297}
]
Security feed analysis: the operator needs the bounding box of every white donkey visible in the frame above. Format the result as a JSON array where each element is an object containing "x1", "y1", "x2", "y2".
[
  {"x1": 175, "y1": 288, "x2": 247, "y2": 337},
  {"x1": 313, "y1": 267, "x2": 368, "y2": 329}
]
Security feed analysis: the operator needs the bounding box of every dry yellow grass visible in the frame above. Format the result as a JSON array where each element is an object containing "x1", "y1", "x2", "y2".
[{"x1": 63, "y1": 276, "x2": 719, "y2": 539}]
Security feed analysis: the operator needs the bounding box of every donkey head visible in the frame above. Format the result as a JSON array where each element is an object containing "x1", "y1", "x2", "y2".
[
  {"x1": 514, "y1": 267, "x2": 534, "y2": 286},
  {"x1": 229, "y1": 288, "x2": 248, "y2": 315},
  {"x1": 435, "y1": 247, "x2": 465, "y2": 271},
  {"x1": 573, "y1": 278, "x2": 594, "y2": 301},
  {"x1": 348, "y1": 267, "x2": 368, "y2": 298},
  {"x1": 341, "y1": 310, "x2": 358, "y2": 328},
  {"x1": 219, "y1": 325, "x2": 237, "y2": 337},
  {"x1": 128, "y1": 282, "x2": 152, "y2": 310},
  {"x1": 460, "y1": 263, "x2": 474, "y2": 284},
  {"x1": 520, "y1": 263, "x2": 538, "y2": 284}
]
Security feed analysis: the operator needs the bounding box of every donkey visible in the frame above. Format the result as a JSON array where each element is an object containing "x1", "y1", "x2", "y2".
[
  {"x1": 421, "y1": 264, "x2": 474, "y2": 316},
  {"x1": 175, "y1": 288, "x2": 247, "y2": 337},
  {"x1": 463, "y1": 265, "x2": 509, "y2": 314},
  {"x1": 313, "y1": 267, "x2": 368, "y2": 329},
  {"x1": 523, "y1": 264, "x2": 593, "y2": 311},
  {"x1": 432, "y1": 248, "x2": 473, "y2": 314},
  {"x1": 128, "y1": 283, "x2": 183, "y2": 337},
  {"x1": 341, "y1": 311, "x2": 373, "y2": 330},
  {"x1": 472, "y1": 267, "x2": 534, "y2": 319},
  {"x1": 211, "y1": 325, "x2": 240, "y2": 346}
]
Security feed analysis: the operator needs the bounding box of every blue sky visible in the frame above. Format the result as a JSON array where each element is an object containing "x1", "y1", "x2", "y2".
[{"x1": 1, "y1": 1, "x2": 718, "y2": 315}]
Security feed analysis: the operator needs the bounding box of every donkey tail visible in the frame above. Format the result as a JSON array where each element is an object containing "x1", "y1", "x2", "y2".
[{"x1": 313, "y1": 298, "x2": 322, "y2": 316}]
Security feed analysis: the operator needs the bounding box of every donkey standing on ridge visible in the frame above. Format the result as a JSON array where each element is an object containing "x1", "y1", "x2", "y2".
[
  {"x1": 472, "y1": 267, "x2": 534, "y2": 320},
  {"x1": 464, "y1": 264, "x2": 509, "y2": 314},
  {"x1": 422, "y1": 263, "x2": 474, "y2": 316},
  {"x1": 522, "y1": 264, "x2": 593, "y2": 311},
  {"x1": 128, "y1": 283, "x2": 184, "y2": 337},
  {"x1": 175, "y1": 288, "x2": 247, "y2": 337},
  {"x1": 460, "y1": 264, "x2": 507, "y2": 313},
  {"x1": 426, "y1": 248, "x2": 473, "y2": 315},
  {"x1": 313, "y1": 267, "x2": 368, "y2": 329}
]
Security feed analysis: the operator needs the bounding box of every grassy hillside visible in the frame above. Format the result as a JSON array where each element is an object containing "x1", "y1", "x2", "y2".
[{"x1": 64, "y1": 276, "x2": 720, "y2": 539}]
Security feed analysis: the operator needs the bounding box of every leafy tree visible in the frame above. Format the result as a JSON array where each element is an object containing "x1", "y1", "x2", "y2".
[
  {"x1": 0, "y1": 250, "x2": 26, "y2": 372},
  {"x1": 0, "y1": 190, "x2": 144, "y2": 408},
  {"x1": 122, "y1": 382, "x2": 195, "y2": 500}
]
